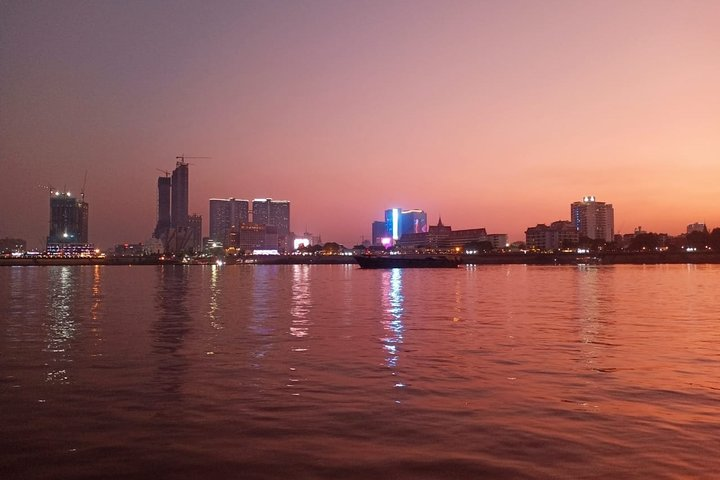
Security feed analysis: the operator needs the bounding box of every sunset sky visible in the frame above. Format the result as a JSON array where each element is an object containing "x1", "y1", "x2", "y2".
[{"x1": 2, "y1": 0, "x2": 719, "y2": 248}]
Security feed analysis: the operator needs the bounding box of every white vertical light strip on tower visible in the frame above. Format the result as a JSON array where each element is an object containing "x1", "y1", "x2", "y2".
[{"x1": 392, "y1": 208, "x2": 399, "y2": 240}]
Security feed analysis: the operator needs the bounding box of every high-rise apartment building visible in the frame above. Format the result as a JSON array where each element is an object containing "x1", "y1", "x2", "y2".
[
  {"x1": 570, "y1": 196, "x2": 614, "y2": 242},
  {"x1": 209, "y1": 198, "x2": 250, "y2": 243},
  {"x1": 252, "y1": 198, "x2": 290, "y2": 235}
]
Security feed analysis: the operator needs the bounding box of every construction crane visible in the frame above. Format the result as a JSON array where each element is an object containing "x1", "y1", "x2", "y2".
[
  {"x1": 80, "y1": 170, "x2": 88, "y2": 202},
  {"x1": 38, "y1": 183, "x2": 58, "y2": 196},
  {"x1": 176, "y1": 154, "x2": 210, "y2": 167},
  {"x1": 156, "y1": 168, "x2": 171, "y2": 177},
  {"x1": 38, "y1": 183, "x2": 54, "y2": 192}
]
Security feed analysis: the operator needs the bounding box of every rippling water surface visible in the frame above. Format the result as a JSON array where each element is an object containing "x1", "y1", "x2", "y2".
[{"x1": 1, "y1": 264, "x2": 719, "y2": 479}]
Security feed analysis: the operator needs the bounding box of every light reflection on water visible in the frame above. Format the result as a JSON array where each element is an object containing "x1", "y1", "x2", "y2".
[
  {"x1": 44, "y1": 266, "x2": 76, "y2": 384},
  {"x1": 381, "y1": 268, "x2": 404, "y2": 372},
  {"x1": 1, "y1": 264, "x2": 720, "y2": 479}
]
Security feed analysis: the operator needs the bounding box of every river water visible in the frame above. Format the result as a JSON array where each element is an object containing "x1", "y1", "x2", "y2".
[{"x1": 1, "y1": 264, "x2": 719, "y2": 479}]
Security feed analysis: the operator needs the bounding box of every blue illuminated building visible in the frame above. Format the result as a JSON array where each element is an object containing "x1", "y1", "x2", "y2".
[{"x1": 374, "y1": 208, "x2": 428, "y2": 246}]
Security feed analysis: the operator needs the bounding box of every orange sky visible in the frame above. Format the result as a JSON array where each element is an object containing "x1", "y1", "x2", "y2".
[{"x1": 1, "y1": 1, "x2": 719, "y2": 248}]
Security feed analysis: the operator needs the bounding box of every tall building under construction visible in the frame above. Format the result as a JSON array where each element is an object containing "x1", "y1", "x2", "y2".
[
  {"x1": 46, "y1": 190, "x2": 91, "y2": 254},
  {"x1": 153, "y1": 159, "x2": 202, "y2": 253}
]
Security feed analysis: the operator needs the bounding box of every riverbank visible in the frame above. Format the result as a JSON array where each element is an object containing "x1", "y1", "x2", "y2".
[{"x1": 3, "y1": 251, "x2": 720, "y2": 266}]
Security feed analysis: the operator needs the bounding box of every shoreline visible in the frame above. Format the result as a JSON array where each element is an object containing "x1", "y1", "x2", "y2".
[{"x1": 3, "y1": 252, "x2": 720, "y2": 267}]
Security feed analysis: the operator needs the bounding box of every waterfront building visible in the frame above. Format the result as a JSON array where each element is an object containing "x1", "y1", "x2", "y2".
[
  {"x1": 209, "y1": 198, "x2": 250, "y2": 244},
  {"x1": 372, "y1": 221, "x2": 388, "y2": 246},
  {"x1": 487, "y1": 233, "x2": 509, "y2": 249},
  {"x1": 525, "y1": 221, "x2": 578, "y2": 251},
  {"x1": 234, "y1": 223, "x2": 278, "y2": 251},
  {"x1": 252, "y1": 198, "x2": 290, "y2": 234},
  {"x1": 570, "y1": 196, "x2": 614, "y2": 242},
  {"x1": 396, "y1": 218, "x2": 495, "y2": 250},
  {"x1": 525, "y1": 224, "x2": 555, "y2": 251},
  {"x1": 251, "y1": 198, "x2": 290, "y2": 251},
  {"x1": 376, "y1": 208, "x2": 428, "y2": 245}
]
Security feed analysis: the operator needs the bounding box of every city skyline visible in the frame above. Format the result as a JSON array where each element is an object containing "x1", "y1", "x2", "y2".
[{"x1": 2, "y1": 1, "x2": 719, "y2": 248}]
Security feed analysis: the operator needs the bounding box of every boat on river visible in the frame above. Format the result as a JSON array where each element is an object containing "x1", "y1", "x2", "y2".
[{"x1": 354, "y1": 254, "x2": 461, "y2": 269}]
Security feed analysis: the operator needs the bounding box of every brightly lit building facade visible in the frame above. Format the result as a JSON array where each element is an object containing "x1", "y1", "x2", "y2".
[
  {"x1": 375, "y1": 208, "x2": 429, "y2": 245},
  {"x1": 571, "y1": 196, "x2": 614, "y2": 242}
]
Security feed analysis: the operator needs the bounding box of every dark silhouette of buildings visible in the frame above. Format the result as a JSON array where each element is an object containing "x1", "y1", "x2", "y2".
[
  {"x1": 171, "y1": 162, "x2": 189, "y2": 228},
  {"x1": 154, "y1": 176, "x2": 172, "y2": 238},
  {"x1": 153, "y1": 160, "x2": 202, "y2": 254}
]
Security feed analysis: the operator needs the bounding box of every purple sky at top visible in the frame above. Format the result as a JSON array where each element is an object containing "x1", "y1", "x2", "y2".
[{"x1": 1, "y1": 0, "x2": 719, "y2": 249}]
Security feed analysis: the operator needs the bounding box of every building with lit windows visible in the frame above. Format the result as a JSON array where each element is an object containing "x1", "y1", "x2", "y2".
[
  {"x1": 252, "y1": 198, "x2": 290, "y2": 235},
  {"x1": 209, "y1": 198, "x2": 249, "y2": 244},
  {"x1": 525, "y1": 220, "x2": 578, "y2": 251},
  {"x1": 570, "y1": 196, "x2": 614, "y2": 242},
  {"x1": 396, "y1": 218, "x2": 501, "y2": 250}
]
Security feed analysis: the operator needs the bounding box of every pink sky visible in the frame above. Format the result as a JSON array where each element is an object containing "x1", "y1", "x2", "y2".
[{"x1": 1, "y1": 1, "x2": 719, "y2": 248}]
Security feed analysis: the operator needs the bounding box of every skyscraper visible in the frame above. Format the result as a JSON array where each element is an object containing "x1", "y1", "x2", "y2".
[
  {"x1": 47, "y1": 190, "x2": 89, "y2": 247},
  {"x1": 252, "y1": 198, "x2": 290, "y2": 235},
  {"x1": 209, "y1": 198, "x2": 249, "y2": 243},
  {"x1": 153, "y1": 160, "x2": 201, "y2": 254},
  {"x1": 154, "y1": 176, "x2": 171, "y2": 238},
  {"x1": 171, "y1": 161, "x2": 189, "y2": 228},
  {"x1": 571, "y1": 196, "x2": 614, "y2": 242}
]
